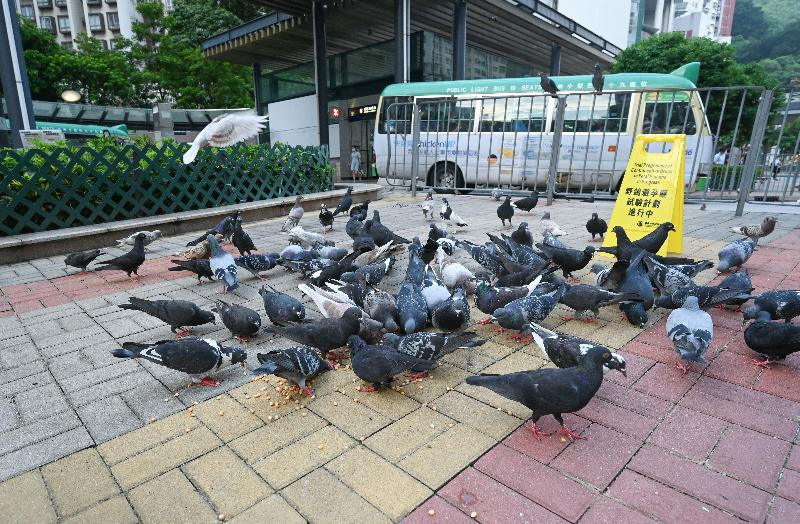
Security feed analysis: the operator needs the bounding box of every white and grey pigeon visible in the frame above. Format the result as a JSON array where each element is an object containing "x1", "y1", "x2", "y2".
[
  {"x1": 182, "y1": 111, "x2": 267, "y2": 164},
  {"x1": 527, "y1": 322, "x2": 626, "y2": 375},
  {"x1": 436, "y1": 245, "x2": 475, "y2": 291},
  {"x1": 422, "y1": 191, "x2": 435, "y2": 220},
  {"x1": 730, "y1": 216, "x2": 776, "y2": 239},
  {"x1": 643, "y1": 255, "x2": 694, "y2": 295},
  {"x1": 717, "y1": 237, "x2": 757, "y2": 272},
  {"x1": 208, "y1": 234, "x2": 238, "y2": 293},
  {"x1": 282, "y1": 196, "x2": 305, "y2": 232},
  {"x1": 252, "y1": 347, "x2": 331, "y2": 396},
  {"x1": 117, "y1": 230, "x2": 162, "y2": 249},
  {"x1": 286, "y1": 226, "x2": 333, "y2": 247},
  {"x1": 540, "y1": 212, "x2": 566, "y2": 236},
  {"x1": 111, "y1": 338, "x2": 247, "y2": 387},
  {"x1": 440, "y1": 198, "x2": 468, "y2": 227},
  {"x1": 666, "y1": 296, "x2": 713, "y2": 373},
  {"x1": 421, "y1": 265, "x2": 451, "y2": 314}
]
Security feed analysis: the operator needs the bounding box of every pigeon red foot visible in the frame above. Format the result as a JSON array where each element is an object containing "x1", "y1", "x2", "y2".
[
  {"x1": 406, "y1": 371, "x2": 429, "y2": 380},
  {"x1": 359, "y1": 384, "x2": 377, "y2": 393},
  {"x1": 175, "y1": 328, "x2": 193, "y2": 339},
  {"x1": 751, "y1": 358, "x2": 772, "y2": 369},
  {"x1": 258, "y1": 275, "x2": 268, "y2": 281},
  {"x1": 479, "y1": 318, "x2": 493, "y2": 325},
  {"x1": 558, "y1": 425, "x2": 586, "y2": 441},
  {"x1": 674, "y1": 361, "x2": 690, "y2": 374},
  {"x1": 198, "y1": 376, "x2": 220, "y2": 387},
  {"x1": 525, "y1": 421, "x2": 550, "y2": 439},
  {"x1": 301, "y1": 386, "x2": 314, "y2": 396},
  {"x1": 492, "y1": 327, "x2": 504, "y2": 334},
  {"x1": 234, "y1": 336, "x2": 250, "y2": 344},
  {"x1": 560, "y1": 316, "x2": 575, "y2": 322}
]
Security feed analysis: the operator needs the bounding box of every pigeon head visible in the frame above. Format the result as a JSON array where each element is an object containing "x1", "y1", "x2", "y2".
[
  {"x1": 742, "y1": 304, "x2": 763, "y2": 323},
  {"x1": 207, "y1": 234, "x2": 223, "y2": 254},
  {"x1": 589, "y1": 262, "x2": 607, "y2": 275},
  {"x1": 425, "y1": 190, "x2": 433, "y2": 200},
  {"x1": 200, "y1": 309, "x2": 216, "y2": 324},
  {"x1": 342, "y1": 307, "x2": 363, "y2": 324},
  {"x1": 621, "y1": 302, "x2": 648, "y2": 327},
  {"x1": 538, "y1": 72, "x2": 547, "y2": 80},
  {"x1": 491, "y1": 307, "x2": 524, "y2": 329},
  {"x1": 291, "y1": 303, "x2": 306, "y2": 322},
  {"x1": 663, "y1": 222, "x2": 676, "y2": 232},
  {"x1": 654, "y1": 294, "x2": 672, "y2": 309},
  {"x1": 135, "y1": 232, "x2": 147, "y2": 241},
  {"x1": 612, "y1": 225, "x2": 625, "y2": 234},
  {"x1": 383, "y1": 316, "x2": 399, "y2": 332},
  {"x1": 594, "y1": 63, "x2": 601, "y2": 72},
  {"x1": 437, "y1": 238, "x2": 455, "y2": 256},
  {"x1": 591, "y1": 213, "x2": 599, "y2": 219},
  {"x1": 442, "y1": 198, "x2": 449, "y2": 204},
  {"x1": 381, "y1": 333, "x2": 401, "y2": 347},
  {"x1": 229, "y1": 348, "x2": 248, "y2": 366},
  {"x1": 582, "y1": 346, "x2": 616, "y2": 369},
  {"x1": 519, "y1": 222, "x2": 529, "y2": 229},
  {"x1": 606, "y1": 353, "x2": 627, "y2": 376},
  {"x1": 321, "y1": 203, "x2": 327, "y2": 210},
  {"x1": 583, "y1": 246, "x2": 596, "y2": 255},
  {"x1": 347, "y1": 335, "x2": 367, "y2": 354},
  {"x1": 153, "y1": 230, "x2": 163, "y2": 238},
  {"x1": 504, "y1": 196, "x2": 511, "y2": 203},
  {"x1": 541, "y1": 212, "x2": 551, "y2": 220}
]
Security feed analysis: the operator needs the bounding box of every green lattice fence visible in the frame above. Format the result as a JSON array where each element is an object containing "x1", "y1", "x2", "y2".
[{"x1": 0, "y1": 141, "x2": 334, "y2": 236}]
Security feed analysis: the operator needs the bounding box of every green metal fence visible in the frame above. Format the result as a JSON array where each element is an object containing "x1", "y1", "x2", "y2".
[{"x1": 0, "y1": 142, "x2": 334, "y2": 236}]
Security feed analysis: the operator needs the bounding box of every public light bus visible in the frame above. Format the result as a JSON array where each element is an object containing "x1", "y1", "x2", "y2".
[{"x1": 373, "y1": 62, "x2": 713, "y2": 193}]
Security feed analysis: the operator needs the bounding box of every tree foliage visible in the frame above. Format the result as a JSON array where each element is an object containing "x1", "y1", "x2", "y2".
[{"x1": 732, "y1": 0, "x2": 800, "y2": 85}]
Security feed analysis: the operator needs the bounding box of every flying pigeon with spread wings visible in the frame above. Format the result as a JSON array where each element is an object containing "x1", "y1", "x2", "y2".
[{"x1": 182, "y1": 111, "x2": 267, "y2": 164}]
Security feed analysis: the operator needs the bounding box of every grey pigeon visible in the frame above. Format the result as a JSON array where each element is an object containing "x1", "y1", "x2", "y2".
[
  {"x1": 451, "y1": 238, "x2": 505, "y2": 276},
  {"x1": 213, "y1": 299, "x2": 261, "y2": 342},
  {"x1": 235, "y1": 254, "x2": 279, "y2": 280},
  {"x1": 643, "y1": 255, "x2": 694, "y2": 295},
  {"x1": 511, "y1": 222, "x2": 533, "y2": 247},
  {"x1": 431, "y1": 286, "x2": 470, "y2": 331},
  {"x1": 208, "y1": 234, "x2": 238, "y2": 292},
  {"x1": 586, "y1": 213, "x2": 607, "y2": 242},
  {"x1": 342, "y1": 257, "x2": 394, "y2": 286},
  {"x1": 492, "y1": 284, "x2": 567, "y2": 332},
  {"x1": 527, "y1": 323, "x2": 625, "y2": 374},
  {"x1": 473, "y1": 278, "x2": 539, "y2": 316},
  {"x1": 95, "y1": 233, "x2": 146, "y2": 278},
  {"x1": 744, "y1": 311, "x2": 800, "y2": 367},
  {"x1": 252, "y1": 347, "x2": 331, "y2": 394},
  {"x1": 259, "y1": 284, "x2": 306, "y2": 326},
  {"x1": 232, "y1": 217, "x2": 256, "y2": 256},
  {"x1": 592, "y1": 64, "x2": 604, "y2": 93},
  {"x1": 542, "y1": 231, "x2": 567, "y2": 249},
  {"x1": 363, "y1": 290, "x2": 399, "y2": 332},
  {"x1": 512, "y1": 191, "x2": 539, "y2": 213},
  {"x1": 717, "y1": 238, "x2": 756, "y2": 272},
  {"x1": 743, "y1": 290, "x2": 800, "y2": 323},
  {"x1": 348, "y1": 335, "x2": 434, "y2": 392},
  {"x1": 266, "y1": 307, "x2": 362, "y2": 359},
  {"x1": 315, "y1": 245, "x2": 348, "y2": 261},
  {"x1": 112, "y1": 338, "x2": 246, "y2": 387},
  {"x1": 420, "y1": 265, "x2": 448, "y2": 312},
  {"x1": 350, "y1": 200, "x2": 370, "y2": 219},
  {"x1": 64, "y1": 249, "x2": 104, "y2": 272},
  {"x1": 282, "y1": 196, "x2": 304, "y2": 232},
  {"x1": 118, "y1": 297, "x2": 215, "y2": 337},
  {"x1": 731, "y1": 216, "x2": 776, "y2": 239},
  {"x1": 397, "y1": 280, "x2": 428, "y2": 334},
  {"x1": 613, "y1": 251, "x2": 655, "y2": 327},
  {"x1": 345, "y1": 215, "x2": 364, "y2": 239},
  {"x1": 667, "y1": 259, "x2": 715, "y2": 278},
  {"x1": 539, "y1": 72, "x2": 558, "y2": 97},
  {"x1": 367, "y1": 210, "x2": 410, "y2": 245},
  {"x1": 117, "y1": 230, "x2": 161, "y2": 249},
  {"x1": 319, "y1": 203, "x2": 334, "y2": 231},
  {"x1": 168, "y1": 258, "x2": 214, "y2": 283},
  {"x1": 497, "y1": 196, "x2": 514, "y2": 228},
  {"x1": 382, "y1": 331, "x2": 485, "y2": 376},
  {"x1": 666, "y1": 296, "x2": 713, "y2": 373},
  {"x1": 466, "y1": 346, "x2": 614, "y2": 440},
  {"x1": 332, "y1": 186, "x2": 353, "y2": 216},
  {"x1": 559, "y1": 284, "x2": 641, "y2": 322},
  {"x1": 655, "y1": 282, "x2": 753, "y2": 310}
]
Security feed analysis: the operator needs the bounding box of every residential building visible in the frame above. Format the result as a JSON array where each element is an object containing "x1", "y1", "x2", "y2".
[{"x1": 672, "y1": 0, "x2": 737, "y2": 43}]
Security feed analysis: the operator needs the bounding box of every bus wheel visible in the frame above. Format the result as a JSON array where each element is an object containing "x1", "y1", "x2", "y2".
[{"x1": 428, "y1": 163, "x2": 470, "y2": 194}]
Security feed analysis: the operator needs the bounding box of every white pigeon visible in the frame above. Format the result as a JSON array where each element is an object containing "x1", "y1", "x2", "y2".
[
  {"x1": 436, "y1": 246, "x2": 475, "y2": 291},
  {"x1": 440, "y1": 198, "x2": 468, "y2": 227},
  {"x1": 298, "y1": 283, "x2": 356, "y2": 319},
  {"x1": 540, "y1": 212, "x2": 566, "y2": 236},
  {"x1": 666, "y1": 296, "x2": 713, "y2": 373},
  {"x1": 421, "y1": 265, "x2": 450, "y2": 313},
  {"x1": 421, "y1": 191, "x2": 434, "y2": 220},
  {"x1": 117, "y1": 230, "x2": 161, "y2": 248},
  {"x1": 182, "y1": 111, "x2": 268, "y2": 164},
  {"x1": 282, "y1": 196, "x2": 305, "y2": 232},
  {"x1": 285, "y1": 226, "x2": 331, "y2": 248}
]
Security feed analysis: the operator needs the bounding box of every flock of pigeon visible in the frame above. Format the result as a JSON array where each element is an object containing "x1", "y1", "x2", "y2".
[{"x1": 59, "y1": 184, "x2": 795, "y2": 441}]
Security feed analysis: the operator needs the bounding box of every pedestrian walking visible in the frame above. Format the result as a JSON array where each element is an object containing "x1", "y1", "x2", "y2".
[{"x1": 350, "y1": 146, "x2": 362, "y2": 182}]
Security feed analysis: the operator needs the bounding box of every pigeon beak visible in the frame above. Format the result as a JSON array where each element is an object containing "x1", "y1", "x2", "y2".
[{"x1": 620, "y1": 369, "x2": 627, "y2": 378}]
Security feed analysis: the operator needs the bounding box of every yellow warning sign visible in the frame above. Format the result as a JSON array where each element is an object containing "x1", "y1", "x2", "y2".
[{"x1": 602, "y1": 134, "x2": 685, "y2": 256}]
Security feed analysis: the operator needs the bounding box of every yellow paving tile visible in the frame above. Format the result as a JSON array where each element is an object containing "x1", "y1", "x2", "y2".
[
  {"x1": 228, "y1": 494, "x2": 305, "y2": 524},
  {"x1": 129, "y1": 469, "x2": 217, "y2": 523},
  {"x1": 41, "y1": 448, "x2": 118, "y2": 518},
  {"x1": 308, "y1": 392, "x2": 391, "y2": 440},
  {"x1": 431, "y1": 390, "x2": 522, "y2": 440},
  {"x1": 0, "y1": 470, "x2": 56, "y2": 524},
  {"x1": 98, "y1": 410, "x2": 200, "y2": 465},
  {"x1": 192, "y1": 394, "x2": 263, "y2": 442},
  {"x1": 365, "y1": 407, "x2": 454, "y2": 463},
  {"x1": 228, "y1": 410, "x2": 327, "y2": 464},
  {"x1": 61, "y1": 496, "x2": 137, "y2": 524}
]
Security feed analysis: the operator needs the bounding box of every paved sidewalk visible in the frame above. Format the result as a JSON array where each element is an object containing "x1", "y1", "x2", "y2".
[{"x1": 0, "y1": 191, "x2": 798, "y2": 523}]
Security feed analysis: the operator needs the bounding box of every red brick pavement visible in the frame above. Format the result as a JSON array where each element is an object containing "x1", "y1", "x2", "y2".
[{"x1": 407, "y1": 230, "x2": 800, "y2": 523}]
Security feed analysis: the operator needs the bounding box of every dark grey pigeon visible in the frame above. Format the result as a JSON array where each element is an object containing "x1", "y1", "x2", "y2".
[
  {"x1": 428, "y1": 223, "x2": 448, "y2": 242},
  {"x1": 185, "y1": 229, "x2": 217, "y2": 247},
  {"x1": 280, "y1": 257, "x2": 336, "y2": 277},
  {"x1": 633, "y1": 222, "x2": 675, "y2": 254},
  {"x1": 266, "y1": 307, "x2": 362, "y2": 358},
  {"x1": 542, "y1": 232, "x2": 567, "y2": 250},
  {"x1": 168, "y1": 258, "x2": 214, "y2": 283},
  {"x1": 716, "y1": 269, "x2": 753, "y2": 308},
  {"x1": 666, "y1": 259, "x2": 715, "y2": 278},
  {"x1": 655, "y1": 282, "x2": 753, "y2": 310},
  {"x1": 744, "y1": 311, "x2": 800, "y2": 366},
  {"x1": 466, "y1": 346, "x2": 613, "y2": 440},
  {"x1": 539, "y1": 72, "x2": 559, "y2": 97},
  {"x1": 111, "y1": 338, "x2": 246, "y2": 387},
  {"x1": 666, "y1": 296, "x2": 713, "y2": 373},
  {"x1": 512, "y1": 190, "x2": 539, "y2": 213},
  {"x1": 397, "y1": 280, "x2": 428, "y2": 334},
  {"x1": 350, "y1": 200, "x2": 370, "y2": 220},
  {"x1": 743, "y1": 290, "x2": 800, "y2": 323},
  {"x1": 367, "y1": 210, "x2": 410, "y2": 245},
  {"x1": 585, "y1": 213, "x2": 607, "y2": 242},
  {"x1": 559, "y1": 284, "x2": 641, "y2": 321},
  {"x1": 232, "y1": 217, "x2": 256, "y2": 256},
  {"x1": 717, "y1": 238, "x2": 756, "y2": 272},
  {"x1": 348, "y1": 335, "x2": 435, "y2": 392},
  {"x1": 431, "y1": 286, "x2": 470, "y2": 331},
  {"x1": 382, "y1": 331, "x2": 485, "y2": 375},
  {"x1": 118, "y1": 297, "x2": 215, "y2": 338},
  {"x1": 328, "y1": 272, "x2": 369, "y2": 307},
  {"x1": 213, "y1": 210, "x2": 239, "y2": 242},
  {"x1": 405, "y1": 239, "x2": 427, "y2": 286},
  {"x1": 95, "y1": 233, "x2": 146, "y2": 278},
  {"x1": 643, "y1": 255, "x2": 694, "y2": 295},
  {"x1": 536, "y1": 243, "x2": 595, "y2": 280},
  {"x1": 259, "y1": 284, "x2": 306, "y2": 326},
  {"x1": 332, "y1": 186, "x2": 353, "y2": 216},
  {"x1": 497, "y1": 196, "x2": 514, "y2": 228},
  {"x1": 511, "y1": 222, "x2": 533, "y2": 247},
  {"x1": 345, "y1": 214, "x2": 364, "y2": 239},
  {"x1": 615, "y1": 251, "x2": 654, "y2": 327},
  {"x1": 492, "y1": 284, "x2": 567, "y2": 331},
  {"x1": 235, "y1": 254, "x2": 279, "y2": 280},
  {"x1": 280, "y1": 244, "x2": 318, "y2": 262},
  {"x1": 252, "y1": 347, "x2": 331, "y2": 395},
  {"x1": 452, "y1": 239, "x2": 505, "y2": 275},
  {"x1": 363, "y1": 290, "x2": 399, "y2": 332},
  {"x1": 341, "y1": 257, "x2": 394, "y2": 286},
  {"x1": 527, "y1": 322, "x2": 625, "y2": 374},
  {"x1": 474, "y1": 279, "x2": 537, "y2": 316},
  {"x1": 213, "y1": 299, "x2": 261, "y2": 342},
  {"x1": 64, "y1": 249, "x2": 104, "y2": 271},
  {"x1": 592, "y1": 64, "x2": 604, "y2": 93},
  {"x1": 208, "y1": 234, "x2": 238, "y2": 292}
]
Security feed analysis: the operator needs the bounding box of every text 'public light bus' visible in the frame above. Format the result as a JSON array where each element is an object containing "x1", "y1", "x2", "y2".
[{"x1": 374, "y1": 62, "x2": 713, "y2": 194}]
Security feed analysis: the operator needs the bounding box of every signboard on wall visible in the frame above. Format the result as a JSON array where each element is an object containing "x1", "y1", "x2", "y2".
[
  {"x1": 348, "y1": 104, "x2": 377, "y2": 121},
  {"x1": 19, "y1": 129, "x2": 65, "y2": 148}
]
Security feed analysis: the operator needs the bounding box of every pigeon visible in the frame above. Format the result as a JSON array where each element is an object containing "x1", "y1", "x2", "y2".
[
  {"x1": 332, "y1": 186, "x2": 353, "y2": 216},
  {"x1": 185, "y1": 229, "x2": 218, "y2": 248},
  {"x1": 352, "y1": 225, "x2": 377, "y2": 252},
  {"x1": 666, "y1": 296, "x2": 713, "y2": 373},
  {"x1": 510, "y1": 223, "x2": 533, "y2": 249},
  {"x1": 536, "y1": 243, "x2": 595, "y2": 281},
  {"x1": 586, "y1": 213, "x2": 607, "y2": 242},
  {"x1": 397, "y1": 280, "x2": 428, "y2": 334},
  {"x1": 287, "y1": 226, "x2": 333, "y2": 247},
  {"x1": 279, "y1": 244, "x2": 318, "y2": 262},
  {"x1": 743, "y1": 290, "x2": 800, "y2": 323},
  {"x1": 592, "y1": 64, "x2": 604, "y2": 93},
  {"x1": 210, "y1": 210, "x2": 239, "y2": 243},
  {"x1": 492, "y1": 284, "x2": 567, "y2": 332},
  {"x1": 280, "y1": 257, "x2": 336, "y2": 277},
  {"x1": 421, "y1": 265, "x2": 451, "y2": 314},
  {"x1": 298, "y1": 282, "x2": 357, "y2": 319},
  {"x1": 643, "y1": 255, "x2": 694, "y2": 295},
  {"x1": 558, "y1": 284, "x2": 641, "y2": 322},
  {"x1": 497, "y1": 196, "x2": 515, "y2": 228},
  {"x1": 428, "y1": 223, "x2": 449, "y2": 242},
  {"x1": 590, "y1": 262, "x2": 610, "y2": 288},
  {"x1": 281, "y1": 196, "x2": 304, "y2": 232},
  {"x1": 118, "y1": 297, "x2": 215, "y2": 338},
  {"x1": 363, "y1": 290, "x2": 399, "y2": 332},
  {"x1": 316, "y1": 245, "x2": 348, "y2": 261},
  {"x1": 527, "y1": 323, "x2": 625, "y2": 374},
  {"x1": 700, "y1": 203, "x2": 706, "y2": 211},
  {"x1": 64, "y1": 249, "x2": 104, "y2": 272},
  {"x1": 259, "y1": 284, "x2": 306, "y2": 326},
  {"x1": 174, "y1": 234, "x2": 223, "y2": 260},
  {"x1": 112, "y1": 339, "x2": 247, "y2": 387},
  {"x1": 252, "y1": 347, "x2": 332, "y2": 395},
  {"x1": 631, "y1": 222, "x2": 675, "y2": 254},
  {"x1": 343, "y1": 257, "x2": 394, "y2": 285},
  {"x1": 440, "y1": 198, "x2": 468, "y2": 227},
  {"x1": 716, "y1": 269, "x2": 753, "y2": 308},
  {"x1": 744, "y1": 312, "x2": 800, "y2": 367},
  {"x1": 473, "y1": 277, "x2": 541, "y2": 316},
  {"x1": 95, "y1": 233, "x2": 146, "y2": 278},
  {"x1": 319, "y1": 203, "x2": 334, "y2": 231},
  {"x1": 717, "y1": 238, "x2": 757, "y2": 272},
  {"x1": 182, "y1": 111, "x2": 267, "y2": 164},
  {"x1": 665, "y1": 259, "x2": 715, "y2": 278},
  {"x1": 235, "y1": 254, "x2": 279, "y2": 280},
  {"x1": 613, "y1": 251, "x2": 654, "y2": 327},
  {"x1": 512, "y1": 191, "x2": 539, "y2": 213},
  {"x1": 310, "y1": 247, "x2": 369, "y2": 286},
  {"x1": 348, "y1": 335, "x2": 434, "y2": 392},
  {"x1": 350, "y1": 199, "x2": 369, "y2": 219},
  {"x1": 367, "y1": 210, "x2": 410, "y2": 245},
  {"x1": 542, "y1": 231, "x2": 568, "y2": 250},
  {"x1": 116, "y1": 230, "x2": 161, "y2": 249},
  {"x1": 168, "y1": 258, "x2": 214, "y2": 283},
  {"x1": 655, "y1": 283, "x2": 753, "y2": 310},
  {"x1": 266, "y1": 307, "x2": 363, "y2": 358},
  {"x1": 232, "y1": 217, "x2": 256, "y2": 256},
  {"x1": 731, "y1": 216, "x2": 777, "y2": 239},
  {"x1": 450, "y1": 238, "x2": 505, "y2": 276},
  {"x1": 213, "y1": 299, "x2": 261, "y2": 343},
  {"x1": 345, "y1": 215, "x2": 364, "y2": 239},
  {"x1": 382, "y1": 331, "x2": 485, "y2": 377},
  {"x1": 539, "y1": 72, "x2": 559, "y2": 97},
  {"x1": 437, "y1": 246, "x2": 476, "y2": 291},
  {"x1": 422, "y1": 191, "x2": 435, "y2": 220},
  {"x1": 432, "y1": 286, "x2": 470, "y2": 331},
  {"x1": 208, "y1": 234, "x2": 238, "y2": 293},
  {"x1": 490, "y1": 189, "x2": 503, "y2": 201},
  {"x1": 327, "y1": 273, "x2": 369, "y2": 307},
  {"x1": 466, "y1": 346, "x2": 614, "y2": 440},
  {"x1": 540, "y1": 212, "x2": 566, "y2": 236}
]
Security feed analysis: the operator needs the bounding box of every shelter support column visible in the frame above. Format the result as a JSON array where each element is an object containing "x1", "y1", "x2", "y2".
[
  {"x1": 452, "y1": 0, "x2": 467, "y2": 80},
  {"x1": 313, "y1": 0, "x2": 329, "y2": 148},
  {"x1": 394, "y1": 0, "x2": 411, "y2": 83},
  {"x1": 549, "y1": 43, "x2": 561, "y2": 76},
  {"x1": 0, "y1": 2, "x2": 35, "y2": 148}
]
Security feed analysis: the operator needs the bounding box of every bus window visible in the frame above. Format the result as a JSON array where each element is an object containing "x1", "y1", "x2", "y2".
[
  {"x1": 562, "y1": 93, "x2": 630, "y2": 133},
  {"x1": 479, "y1": 96, "x2": 547, "y2": 132},
  {"x1": 642, "y1": 100, "x2": 697, "y2": 135},
  {"x1": 378, "y1": 97, "x2": 412, "y2": 134},
  {"x1": 419, "y1": 100, "x2": 475, "y2": 133}
]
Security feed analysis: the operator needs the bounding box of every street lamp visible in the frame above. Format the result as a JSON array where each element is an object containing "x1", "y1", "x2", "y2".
[{"x1": 61, "y1": 90, "x2": 81, "y2": 103}]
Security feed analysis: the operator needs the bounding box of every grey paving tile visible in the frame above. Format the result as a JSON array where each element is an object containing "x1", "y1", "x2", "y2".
[
  {"x1": 67, "y1": 371, "x2": 154, "y2": 408},
  {"x1": 76, "y1": 396, "x2": 141, "y2": 443},
  {"x1": 0, "y1": 426, "x2": 92, "y2": 482},
  {"x1": 0, "y1": 411, "x2": 82, "y2": 456},
  {"x1": 59, "y1": 359, "x2": 141, "y2": 393},
  {"x1": 121, "y1": 382, "x2": 184, "y2": 422}
]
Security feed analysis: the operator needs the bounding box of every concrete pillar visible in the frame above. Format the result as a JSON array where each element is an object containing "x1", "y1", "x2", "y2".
[
  {"x1": 152, "y1": 102, "x2": 174, "y2": 140},
  {"x1": 313, "y1": 0, "x2": 329, "y2": 148},
  {"x1": 452, "y1": 0, "x2": 467, "y2": 80},
  {"x1": 0, "y1": 1, "x2": 36, "y2": 148},
  {"x1": 394, "y1": 0, "x2": 411, "y2": 83},
  {"x1": 549, "y1": 42, "x2": 561, "y2": 76}
]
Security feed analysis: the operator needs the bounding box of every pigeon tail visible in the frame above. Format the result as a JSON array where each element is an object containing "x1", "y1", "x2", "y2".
[
  {"x1": 404, "y1": 319, "x2": 417, "y2": 334},
  {"x1": 251, "y1": 361, "x2": 279, "y2": 375},
  {"x1": 465, "y1": 374, "x2": 500, "y2": 386},
  {"x1": 526, "y1": 322, "x2": 556, "y2": 357},
  {"x1": 111, "y1": 348, "x2": 138, "y2": 359}
]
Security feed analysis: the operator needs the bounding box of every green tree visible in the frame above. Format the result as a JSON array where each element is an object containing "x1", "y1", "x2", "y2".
[
  {"x1": 18, "y1": 18, "x2": 69, "y2": 100},
  {"x1": 59, "y1": 34, "x2": 138, "y2": 105},
  {"x1": 169, "y1": 0, "x2": 242, "y2": 47}
]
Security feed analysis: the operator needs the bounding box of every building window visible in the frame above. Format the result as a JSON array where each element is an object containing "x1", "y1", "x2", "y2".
[
  {"x1": 57, "y1": 15, "x2": 70, "y2": 33},
  {"x1": 20, "y1": 5, "x2": 35, "y2": 19},
  {"x1": 107, "y1": 12, "x2": 119, "y2": 30},
  {"x1": 54, "y1": 0, "x2": 67, "y2": 7},
  {"x1": 88, "y1": 13, "x2": 104, "y2": 32},
  {"x1": 86, "y1": 0, "x2": 101, "y2": 5},
  {"x1": 37, "y1": 0, "x2": 52, "y2": 8},
  {"x1": 99, "y1": 39, "x2": 108, "y2": 49},
  {"x1": 105, "y1": 0, "x2": 117, "y2": 4},
  {"x1": 164, "y1": 0, "x2": 174, "y2": 11},
  {"x1": 39, "y1": 16, "x2": 56, "y2": 34}
]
